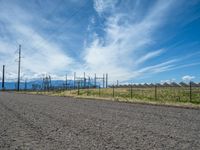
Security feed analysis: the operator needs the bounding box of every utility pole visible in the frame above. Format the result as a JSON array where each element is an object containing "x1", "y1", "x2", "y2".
[
  {"x1": 17, "y1": 45, "x2": 21, "y2": 91},
  {"x1": 2, "y1": 65, "x2": 5, "y2": 90}
]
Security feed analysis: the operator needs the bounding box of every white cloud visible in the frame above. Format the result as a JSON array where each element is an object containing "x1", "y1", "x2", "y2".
[
  {"x1": 84, "y1": 0, "x2": 177, "y2": 81},
  {"x1": 94, "y1": 0, "x2": 117, "y2": 15},
  {"x1": 0, "y1": 2, "x2": 75, "y2": 81},
  {"x1": 138, "y1": 60, "x2": 177, "y2": 74},
  {"x1": 182, "y1": 75, "x2": 195, "y2": 82},
  {"x1": 136, "y1": 49, "x2": 164, "y2": 65},
  {"x1": 83, "y1": 0, "x2": 200, "y2": 83},
  {"x1": 160, "y1": 78, "x2": 176, "y2": 84},
  {"x1": 0, "y1": 0, "x2": 199, "y2": 83}
]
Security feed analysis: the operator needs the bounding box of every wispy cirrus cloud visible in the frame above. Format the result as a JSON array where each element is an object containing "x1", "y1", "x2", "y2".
[
  {"x1": 94, "y1": 0, "x2": 117, "y2": 15},
  {"x1": 135, "y1": 49, "x2": 164, "y2": 65},
  {"x1": 0, "y1": 0, "x2": 199, "y2": 83},
  {"x1": 82, "y1": 0, "x2": 178, "y2": 82},
  {"x1": 0, "y1": 0, "x2": 76, "y2": 80}
]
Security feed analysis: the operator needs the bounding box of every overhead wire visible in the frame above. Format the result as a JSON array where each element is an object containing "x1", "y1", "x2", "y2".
[{"x1": 28, "y1": 0, "x2": 91, "y2": 48}]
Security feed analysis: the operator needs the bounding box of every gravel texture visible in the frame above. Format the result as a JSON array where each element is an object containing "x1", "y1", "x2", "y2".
[{"x1": 0, "y1": 92, "x2": 200, "y2": 150}]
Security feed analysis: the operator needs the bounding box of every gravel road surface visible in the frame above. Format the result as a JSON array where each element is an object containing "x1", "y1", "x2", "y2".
[{"x1": 0, "y1": 92, "x2": 200, "y2": 150}]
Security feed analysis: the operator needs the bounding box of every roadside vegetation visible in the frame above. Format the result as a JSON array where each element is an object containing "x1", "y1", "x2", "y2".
[{"x1": 22, "y1": 86, "x2": 200, "y2": 108}]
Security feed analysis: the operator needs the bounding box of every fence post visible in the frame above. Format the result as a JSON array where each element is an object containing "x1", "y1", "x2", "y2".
[
  {"x1": 113, "y1": 84, "x2": 115, "y2": 98},
  {"x1": 2, "y1": 65, "x2": 5, "y2": 90},
  {"x1": 77, "y1": 82, "x2": 80, "y2": 95},
  {"x1": 130, "y1": 84, "x2": 133, "y2": 99},
  {"x1": 99, "y1": 86, "x2": 100, "y2": 97},
  {"x1": 155, "y1": 85, "x2": 157, "y2": 101},
  {"x1": 190, "y1": 82, "x2": 192, "y2": 102},
  {"x1": 87, "y1": 85, "x2": 89, "y2": 96}
]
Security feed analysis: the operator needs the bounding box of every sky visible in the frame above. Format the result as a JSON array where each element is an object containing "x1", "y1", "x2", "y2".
[{"x1": 0, "y1": 0, "x2": 200, "y2": 84}]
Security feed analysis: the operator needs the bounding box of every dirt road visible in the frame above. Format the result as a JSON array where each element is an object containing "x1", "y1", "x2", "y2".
[{"x1": 0, "y1": 92, "x2": 200, "y2": 149}]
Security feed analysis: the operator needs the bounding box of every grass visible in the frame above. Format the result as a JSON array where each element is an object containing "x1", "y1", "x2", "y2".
[{"x1": 21, "y1": 86, "x2": 200, "y2": 108}]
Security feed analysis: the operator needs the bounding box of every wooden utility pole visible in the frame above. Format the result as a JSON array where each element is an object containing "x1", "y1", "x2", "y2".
[{"x1": 17, "y1": 45, "x2": 21, "y2": 91}]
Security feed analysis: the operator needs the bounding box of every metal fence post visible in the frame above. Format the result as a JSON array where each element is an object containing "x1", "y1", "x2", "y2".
[
  {"x1": 87, "y1": 85, "x2": 89, "y2": 96},
  {"x1": 78, "y1": 82, "x2": 80, "y2": 95},
  {"x1": 113, "y1": 85, "x2": 115, "y2": 98},
  {"x1": 99, "y1": 86, "x2": 100, "y2": 97},
  {"x1": 130, "y1": 84, "x2": 133, "y2": 99},
  {"x1": 2, "y1": 65, "x2": 5, "y2": 90},
  {"x1": 155, "y1": 85, "x2": 157, "y2": 100},
  {"x1": 190, "y1": 82, "x2": 192, "y2": 102}
]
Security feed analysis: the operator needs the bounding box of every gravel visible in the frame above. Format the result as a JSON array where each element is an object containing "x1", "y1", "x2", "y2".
[{"x1": 0, "y1": 92, "x2": 200, "y2": 150}]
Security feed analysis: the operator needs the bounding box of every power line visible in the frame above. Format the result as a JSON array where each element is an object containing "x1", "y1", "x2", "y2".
[
  {"x1": 25, "y1": 1, "x2": 89, "y2": 51},
  {"x1": 14, "y1": 1, "x2": 90, "y2": 74},
  {"x1": 29, "y1": 0, "x2": 90, "y2": 49},
  {"x1": 3, "y1": 1, "x2": 90, "y2": 83}
]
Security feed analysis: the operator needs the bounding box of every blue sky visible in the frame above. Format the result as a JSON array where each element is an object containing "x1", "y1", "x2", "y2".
[{"x1": 0, "y1": 0, "x2": 200, "y2": 84}]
